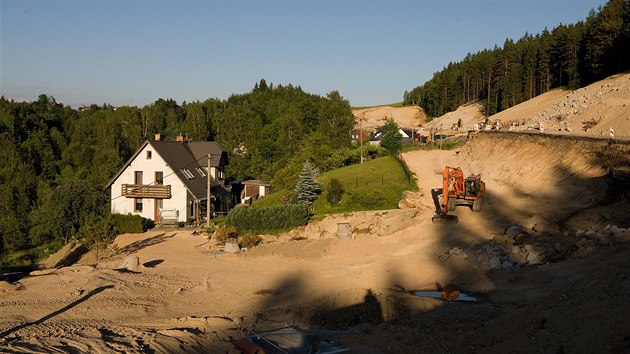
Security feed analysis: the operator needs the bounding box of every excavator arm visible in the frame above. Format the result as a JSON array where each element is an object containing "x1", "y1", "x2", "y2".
[{"x1": 431, "y1": 167, "x2": 460, "y2": 224}]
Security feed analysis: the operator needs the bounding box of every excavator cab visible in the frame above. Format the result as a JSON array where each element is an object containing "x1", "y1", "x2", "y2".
[{"x1": 465, "y1": 176, "x2": 480, "y2": 197}]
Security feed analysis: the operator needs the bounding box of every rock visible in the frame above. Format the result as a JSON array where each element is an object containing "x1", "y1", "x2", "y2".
[
  {"x1": 399, "y1": 191, "x2": 423, "y2": 208},
  {"x1": 488, "y1": 257, "x2": 502, "y2": 270},
  {"x1": 398, "y1": 198, "x2": 414, "y2": 209},
  {"x1": 526, "y1": 250, "x2": 544, "y2": 265},
  {"x1": 508, "y1": 246, "x2": 527, "y2": 264},
  {"x1": 506, "y1": 225, "x2": 528, "y2": 238},
  {"x1": 118, "y1": 256, "x2": 139, "y2": 270},
  {"x1": 502, "y1": 261, "x2": 514, "y2": 270},
  {"x1": 223, "y1": 243, "x2": 241, "y2": 253},
  {"x1": 493, "y1": 235, "x2": 514, "y2": 248},
  {"x1": 476, "y1": 255, "x2": 486, "y2": 263},
  {"x1": 522, "y1": 215, "x2": 557, "y2": 233}
]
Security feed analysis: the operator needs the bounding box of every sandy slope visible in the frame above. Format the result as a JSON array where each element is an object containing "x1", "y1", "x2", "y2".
[
  {"x1": 355, "y1": 73, "x2": 630, "y2": 139},
  {"x1": 352, "y1": 106, "x2": 426, "y2": 131}
]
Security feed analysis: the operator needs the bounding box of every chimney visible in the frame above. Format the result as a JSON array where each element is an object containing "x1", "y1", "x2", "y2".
[
  {"x1": 176, "y1": 134, "x2": 185, "y2": 143},
  {"x1": 154, "y1": 133, "x2": 161, "y2": 141}
]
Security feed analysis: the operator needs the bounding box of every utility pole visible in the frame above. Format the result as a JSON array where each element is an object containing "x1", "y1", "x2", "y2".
[
  {"x1": 360, "y1": 118, "x2": 364, "y2": 163},
  {"x1": 207, "y1": 153, "x2": 212, "y2": 228}
]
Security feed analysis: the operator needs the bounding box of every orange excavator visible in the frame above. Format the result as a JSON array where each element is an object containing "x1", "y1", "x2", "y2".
[{"x1": 431, "y1": 166, "x2": 485, "y2": 224}]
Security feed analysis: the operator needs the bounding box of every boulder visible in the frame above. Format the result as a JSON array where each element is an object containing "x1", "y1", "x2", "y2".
[
  {"x1": 118, "y1": 256, "x2": 139, "y2": 270},
  {"x1": 526, "y1": 250, "x2": 544, "y2": 265},
  {"x1": 505, "y1": 225, "x2": 528, "y2": 238},
  {"x1": 398, "y1": 191, "x2": 424, "y2": 208}
]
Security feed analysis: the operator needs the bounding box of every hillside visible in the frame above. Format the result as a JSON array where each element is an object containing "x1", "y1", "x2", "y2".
[
  {"x1": 370, "y1": 72, "x2": 630, "y2": 139},
  {"x1": 352, "y1": 105, "x2": 426, "y2": 130}
]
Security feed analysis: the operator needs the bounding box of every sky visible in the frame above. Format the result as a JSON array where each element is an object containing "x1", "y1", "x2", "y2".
[{"x1": 1, "y1": 0, "x2": 608, "y2": 108}]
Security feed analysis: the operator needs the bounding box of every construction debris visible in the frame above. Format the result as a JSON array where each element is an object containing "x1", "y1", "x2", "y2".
[{"x1": 235, "y1": 326, "x2": 350, "y2": 354}]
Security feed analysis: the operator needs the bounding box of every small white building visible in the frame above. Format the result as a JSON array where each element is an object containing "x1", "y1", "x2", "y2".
[{"x1": 106, "y1": 135, "x2": 228, "y2": 224}]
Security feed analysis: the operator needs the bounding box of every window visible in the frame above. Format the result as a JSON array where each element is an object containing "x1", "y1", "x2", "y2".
[
  {"x1": 146, "y1": 150, "x2": 152, "y2": 159},
  {"x1": 181, "y1": 168, "x2": 195, "y2": 180},
  {"x1": 217, "y1": 169, "x2": 224, "y2": 180},
  {"x1": 134, "y1": 171, "x2": 143, "y2": 184},
  {"x1": 196, "y1": 167, "x2": 206, "y2": 177},
  {"x1": 134, "y1": 198, "x2": 143, "y2": 212},
  {"x1": 155, "y1": 171, "x2": 163, "y2": 185}
]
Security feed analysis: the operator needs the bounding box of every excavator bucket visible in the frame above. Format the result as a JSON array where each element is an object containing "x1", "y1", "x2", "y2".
[{"x1": 432, "y1": 214, "x2": 459, "y2": 224}]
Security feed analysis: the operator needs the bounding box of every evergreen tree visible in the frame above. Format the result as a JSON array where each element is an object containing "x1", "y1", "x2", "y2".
[{"x1": 294, "y1": 161, "x2": 321, "y2": 205}]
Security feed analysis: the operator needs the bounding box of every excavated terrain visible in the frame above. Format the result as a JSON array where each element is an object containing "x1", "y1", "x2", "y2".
[{"x1": 1, "y1": 132, "x2": 630, "y2": 353}]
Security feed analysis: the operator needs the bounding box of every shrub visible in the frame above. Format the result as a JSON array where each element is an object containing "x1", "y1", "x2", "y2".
[
  {"x1": 326, "y1": 178, "x2": 345, "y2": 205},
  {"x1": 239, "y1": 234, "x2": 262, "y2": 249},
  {"x1": 227, "y1": 204, "x2": 309, "y2": 232},
  {"x1": 214, "y1": 225, "x2": 238, "y2": 243},
  {"x1": 109, "y1": 214, "x2": 146, "y2": 233}
]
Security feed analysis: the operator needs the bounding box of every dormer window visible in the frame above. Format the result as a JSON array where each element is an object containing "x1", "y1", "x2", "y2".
[
  {"x1": 181, "y1": 168, "x2": 195, "y2": 180},
  {"x1": 146, "y1": 150, "x2": 152, "y2": 159}
]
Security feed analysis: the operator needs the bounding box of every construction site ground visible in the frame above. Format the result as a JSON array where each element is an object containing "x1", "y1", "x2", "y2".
[{"x1": 2, "y1": 130, "x2": 630, "y2": 353}]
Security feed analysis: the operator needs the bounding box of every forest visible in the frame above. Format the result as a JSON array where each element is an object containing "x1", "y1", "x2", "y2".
[
  {"x1": 404, "y1": 0, "x2": 630, "y2": 117},
  {"x1": 0, "y1": 81, "x2": 359, "y2": 265}
]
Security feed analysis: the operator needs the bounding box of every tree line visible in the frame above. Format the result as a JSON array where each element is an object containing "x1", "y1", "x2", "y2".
[
  {"x1": 0, "y1": 81, "x2": 357, "y2": 260},
  {"x1": 404, "y1": 0, "x2": 630, "y2": 117}
]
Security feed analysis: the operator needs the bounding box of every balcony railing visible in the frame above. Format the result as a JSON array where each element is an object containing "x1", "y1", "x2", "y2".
[{"x1": 121, "y1": 184, "x2": 171, "y2": 199}]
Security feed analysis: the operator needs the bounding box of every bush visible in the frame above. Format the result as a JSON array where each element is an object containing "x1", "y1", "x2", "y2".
[
  {"x1": 213, "y1": 225, "x2": 238, "y2": 243},
  {"x1": 239, "y1": 234, "x2": 262, "y2": 249},
  {"x1": 227, "y1": 204, "x2": 309, "y2": 232},
  {"x1": 109, "y1": 214, "x2": 146, "y2": 234},
  {"x1": 326, "y1": 178, "x2": 345, "y2": 205}
]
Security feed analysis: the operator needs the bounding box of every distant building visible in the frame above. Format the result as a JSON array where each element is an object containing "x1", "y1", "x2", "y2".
[{"x1": 351, "y1": 129, "x2": 370, "y2": 144}]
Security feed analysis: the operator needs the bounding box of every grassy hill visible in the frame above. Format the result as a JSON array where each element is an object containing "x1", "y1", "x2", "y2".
[{"x1": 252, "y1": 156, "x2": 417, "y2": 217}]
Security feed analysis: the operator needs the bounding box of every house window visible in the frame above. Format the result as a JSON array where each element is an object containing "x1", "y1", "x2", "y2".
[
  {"x1": 134, "y1": 198, "x2": 143, "y2": 212},
  {"x1": 146, "y1": 150, "x2": 152, "y2": 159},
  {"x1": 217, "y1": 169, "x2": 224, "y2": 180},
  {"x1": 181, "y1": 168, "x2": 195, "y2": 180},
  {"x1": 155, "y1": 171, "x2": 163, "y2": 185},
  {"x1": 196, "y1": 167, "x2": 206, "y2": 177},
  {"x1": 135, "y1": 171, "x2": 143, "y2": 184}
]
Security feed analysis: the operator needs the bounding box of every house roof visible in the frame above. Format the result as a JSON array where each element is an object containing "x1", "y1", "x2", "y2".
[
  {"x1": 106, "y1": 140, "x2": 226, "y2": 200},
  {"x1": 242, "y1": 179, "x2": 271, "y2": 187}
]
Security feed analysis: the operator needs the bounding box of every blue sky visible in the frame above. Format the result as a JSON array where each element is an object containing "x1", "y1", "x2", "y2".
[{"x1": 1, "y1": 0, "x2": 607, "y2": 108}]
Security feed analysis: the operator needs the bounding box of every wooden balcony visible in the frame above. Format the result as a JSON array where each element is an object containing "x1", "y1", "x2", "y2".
[{"x1": 121, "y1": 184, "x2": 171, "y2": 199}]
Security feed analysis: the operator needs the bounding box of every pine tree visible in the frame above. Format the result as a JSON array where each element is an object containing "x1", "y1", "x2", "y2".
[{"x1": 294, "y1": 161, "x2": 321, "y2": 205}]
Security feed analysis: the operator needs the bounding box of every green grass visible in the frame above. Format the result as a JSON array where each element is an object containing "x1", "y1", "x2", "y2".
[
  {"x1": 0, "y1": 241, "x2": 62, "y2": 272},
  {"x1": 252, "y1": 156, "x2": 417, "y2": 217}
]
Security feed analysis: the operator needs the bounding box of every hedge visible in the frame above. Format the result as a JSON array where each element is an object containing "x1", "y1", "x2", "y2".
[{"x1": 227, "y1": 204, "x2": 309, "y2": 232}]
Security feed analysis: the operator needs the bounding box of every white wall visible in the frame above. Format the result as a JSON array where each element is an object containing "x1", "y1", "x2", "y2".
[{"x1": 110, "y1": 143, "x2": 191, "y2": 222}]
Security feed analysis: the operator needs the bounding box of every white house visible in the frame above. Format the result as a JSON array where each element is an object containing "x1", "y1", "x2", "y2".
[{"x1": 106, "y1": 134, "x2": 228, "y2": 224}]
